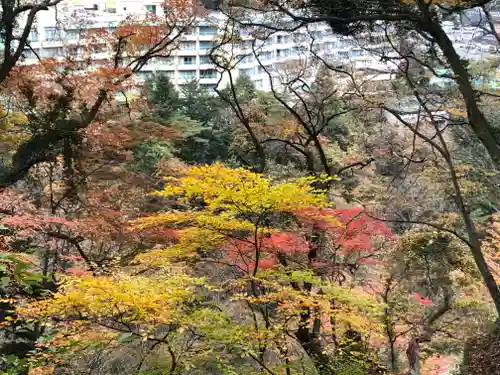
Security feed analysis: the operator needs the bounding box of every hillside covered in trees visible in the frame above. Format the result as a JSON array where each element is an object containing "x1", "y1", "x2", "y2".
[{"x1": 0, "y1": 0, "x2": 500, "y2": 375}]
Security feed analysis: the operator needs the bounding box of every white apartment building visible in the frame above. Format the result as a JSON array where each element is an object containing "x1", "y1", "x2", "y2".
[
  {"x1": 18, "y1": 0, "x2": 405, "y2": 94},
  {"x1": 19, "y1": 1, "x2": 500, "y2": 95},
  {"x1": 22, "y1": 0, "x2": 225, "y2": 93}
]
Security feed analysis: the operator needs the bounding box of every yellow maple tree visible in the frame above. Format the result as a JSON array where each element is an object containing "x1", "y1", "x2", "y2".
[{"x1": 18, "y1": 164, "x2": 388, "y2": 374}]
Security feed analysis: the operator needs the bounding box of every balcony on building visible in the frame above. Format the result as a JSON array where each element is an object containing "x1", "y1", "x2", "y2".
[
  {"x1": 200, "y1": 84, "x2": 217, "y2": 93},
  {"x1": 135, "y1": 70, "x2": 154, "y2": 82},
  {"x1": 153, "y1": 56, "x2": 175, "y2": 66},
  {"x1": 178, "y1": 70, "x2": 198, "y2": 82},
  {"x1": 28, "y1": 30, "x2": 39, "y2": 43},
  {"x1": 67, "y1": 46, "x2": 85, "y2": 59},
  {"x1": 178, "y1": 56, "x2": 196, "y2": 68},
  {"x1": 199, "y1": 69, "x2": 218, "y2": 83},
  {"x1": 20, "y1": 48, "x2": 40, "y2": 63},
  {"x1": 65, "y1": 29, "x2": 80, "y2": 41},
  {"x1": 198, "y1": 41, "x2": 214, "y2": 53},
  {"x1": 198, "y1": 55, "x2": 213, "y2": 66},
  {"x1": 41, "y1": 47, "x2": 64, "y2": 59},
  {"x1": 178, "y1": 41, "x2": 198, "y2": 56},
  {"x1": 43, "y1": 27, "x2": 63, "y2": 45},
  {"x1": 198, "y1": 26, "x2": 217, "y2": 40}
]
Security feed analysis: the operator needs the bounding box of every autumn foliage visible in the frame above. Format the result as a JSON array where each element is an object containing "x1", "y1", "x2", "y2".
[
  {"x1": 1, "y1": 1, "x2": 499, "y2": 372},
  {"x1": 10, "y1": 164, "x2": 393, "y2": 374}
]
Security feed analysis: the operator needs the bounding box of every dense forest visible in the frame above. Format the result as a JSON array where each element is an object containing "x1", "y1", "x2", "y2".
[{"x1": 0, "y1": 0, "x2": 499, "y2": 374}]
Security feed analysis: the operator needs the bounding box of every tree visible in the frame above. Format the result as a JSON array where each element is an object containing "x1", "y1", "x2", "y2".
[
  {"x1": 213, "y1": 1, "x2": 500, "y2": 316},
  {"x1": 19, "y1": 164, "x2": 394, "y2": 375},
  {"x1": 146, "y1": 74, "x2": 183, "y2": 122},
  {"x1": 211, "y1": 45, "x2": 268, "y2": 172},
  {"x1": 131, "y1": 164, "x2": 394, "y2": 374},
  {"x1": 140, "y1": 76, "x2": 232, "y2": 167},
  {"x1": 377, "y1": 230, "x2": 491, "y2": 374},
  {"x1": 176, "y1": 81, "x2": 232, "y2": 164},
  {"x1": 2, "y1": 2, "x2": 500, "y2": 372},
  {"x1": 0, "y1": 7, "x2": 205, "y2": 368},
  {"x1": 0, "y1": 0, "x2": 64, "y2": 84},
  {"x1": 226, "y1": 0, "x2": 500, "y2": 170},
  {"x1": 0, "y1": 3, "x2": 199, "y2": 188}
]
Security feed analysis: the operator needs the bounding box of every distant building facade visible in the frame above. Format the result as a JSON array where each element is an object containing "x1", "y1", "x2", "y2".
[{"x1": 18, "y1": 1, "x2": 500, "y2": 94}]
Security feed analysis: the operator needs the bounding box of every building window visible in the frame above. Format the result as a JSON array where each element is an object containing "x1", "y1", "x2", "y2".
[
  {"x1": 157, "y1": 56, "x2": 174, "y2": 64},
  {"x1": 42, "y1": 47, "x2": 63, "y2": 58},
  {"x1": 44, "y1": 27, "x2": 60, "y2": 41},
  {"x1": 199, "y1": 26, "x2": 217, "y2": 35},
  {"x1": 68, "y1": 46, "x2": 84, "y2": 57},
  {"x1": 182, "y1": 26, "x2": 196, "y2": 35},
  {"x1": 259, "y1": 51, "x2": 272, "y2": 61},
  {"x1": 199, "y1": 41, "x2": 213, "y2": 50},
  {"x1": 241, "y1": 67, "x2": 255, "y2": 76},
  {"x1": 181, "y1": 56, "x2": 195, "y2": 65},
  {"x1": 199, "y1": 55, "x2": 211, "y2": 64},
  {"x1": 23, "y1": 49, "x2": 39, "y2": 58},
  {"x1": 240, "y1": 27, "x2": 252, "y2": 36},
  {"x1": 236, "y1": 54, "x2": 253, "y2": 63},
  {"x1": 244, "y1": 40, "x2": 253, "y2": 49},
  {"x1": 146, "y1": 4, "x2": 157, "y2": 14},
  {"x1": 136, "y1": 71, "x2": 153, "y2": 80},
  {"x1": 180, "y1": 42, "x2": 196, "y2": 50},
  {"x1": 28, "y1": 30, "x2": 38, "y2": 42},
  {"x1": 277, "y1": 49, "x2": 291, "y2": 57},
  {"x1": 200, "y1": 69, "x2": 217, "y2": 78},
  {"x1": 75, "y1": 61, "x2": 86, "y2": 70},
  {"x1": 201, "y1": 84, "x2": 216, "y2": 92},
  {"x1": 312, "y1": 30, "x2": 323, "y2": 39},
  {"x1": 180, "y1": 70, "x2": 197, "y2": 79},
  {"x1": 277, "y1": 35, "x2": 284, "y2": 44},
  {"x1": 84, "y1": 4, "x2": 98, "y2": 10},
  {"x1": 162, "y1": 71, "x2": 175, "y2": 78},
  {"x1": 65, "y1": 29, "x2": 79, "y2": 40}
]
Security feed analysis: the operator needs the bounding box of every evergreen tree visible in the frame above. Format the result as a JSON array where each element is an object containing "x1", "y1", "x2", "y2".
[
  {"x1": 177, "y1": 80, "x2": 232, "y2": 164},
  {"x1": 146, "y1": 74, "x2": 182, "y2": 123}
]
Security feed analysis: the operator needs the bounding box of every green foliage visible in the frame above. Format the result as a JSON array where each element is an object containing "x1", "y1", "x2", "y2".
[
  {"x1": 0, "y1": 354, "x2": 28, "y2": 375},
  {"x1": 142, "y1": 76, "x2": 234, "y2": 166},
  {"x1": 131, "y1": 140, "x2": 175, "y2": 175},
  {"x1": 179, "y1": 80, "x2": 224, "y2": 125},
  {"x1": 146, "y1": 74, "x2": 182, "y2": 122},
  {"x1": 176, "y1": 81, "x2": 232, "y2": 164},
  {"x1": 218, "y1": 73, "x2": 257, "y2": 104},
  {"x1": 0, "y1": 253, "x2": 44, "y2": 292}
]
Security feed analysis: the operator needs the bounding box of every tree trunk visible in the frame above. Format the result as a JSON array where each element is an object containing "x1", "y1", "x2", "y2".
[
  {"x1": 430, "y1": 21, "x2": 500, "y2": 170},
  {"x1": 295, "y1": 328, "x2": 336, "y2": 375},
  {"x1": 406, "y1": 339, "x2": 420, "y2": 375},
  {"x1": 438, "y1": 128, "x2": 500, "y2": 315},
  {"x1": 292, "y1": 233, "x2": 337, "y2": 375},
  {"x1": 421, "y1": 18, "x2": 500, "y2": 316},
  {"x1": 463, "y1": 219, "x2": 500, "y2": 315}
]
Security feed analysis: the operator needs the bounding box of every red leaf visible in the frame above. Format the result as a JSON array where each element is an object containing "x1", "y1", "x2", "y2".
[
  {"x1": 66, "y1": 267, "x2": 91, "y2": 276},
  {"x1": 413, "y1": 292, "x2": 433, "y2": 305}
]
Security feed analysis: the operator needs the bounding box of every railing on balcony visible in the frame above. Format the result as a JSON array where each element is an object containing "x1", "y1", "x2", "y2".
[{"x1": 200, "y1": 70, "x2": 217, "y2": 79}]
